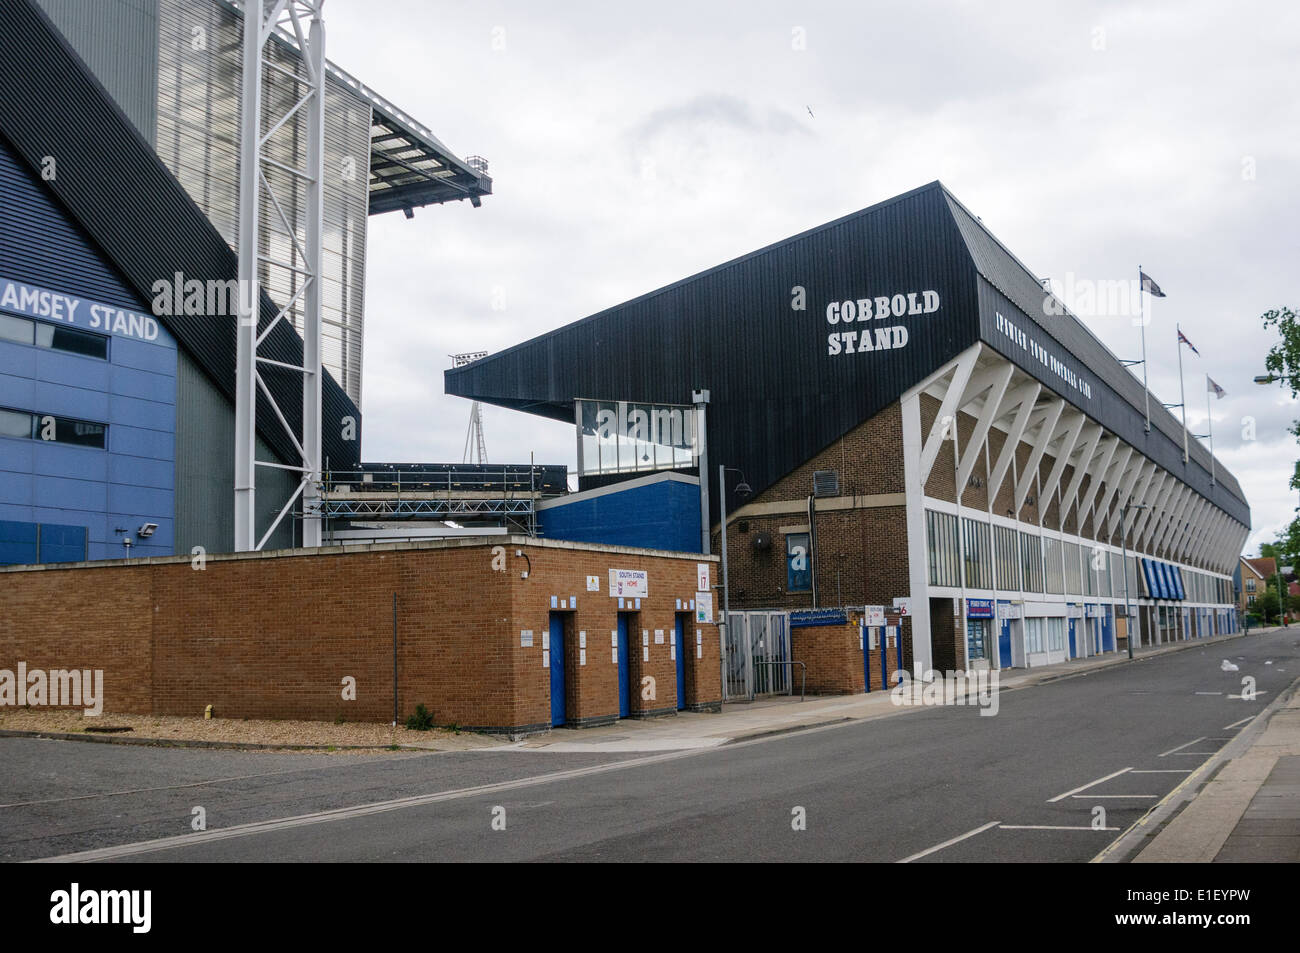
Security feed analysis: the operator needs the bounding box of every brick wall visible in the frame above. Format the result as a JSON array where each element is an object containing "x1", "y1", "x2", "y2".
[
  {"x1": 789, "y1": 621, "x2": 864, "y2": 695},
  {"x1": 0, "y1": 539, "x2": 722, "y2": 733}
]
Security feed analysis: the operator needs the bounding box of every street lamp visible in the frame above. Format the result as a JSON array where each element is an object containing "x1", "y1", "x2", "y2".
[
  {"x1": 717, "y1": 466, "x2": 751, "y2": 635},
  {"x1": 1254, "y1": 374, "x2": 1290, "y2": 385},
  {"x1": 1118, "y1": 501, "x2": 1149, "y2": 659}
]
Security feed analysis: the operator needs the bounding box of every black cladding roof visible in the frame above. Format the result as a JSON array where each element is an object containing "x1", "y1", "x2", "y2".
[
  {"x1": 0, "y1": 0, "x2": 360, "y2": 468},
  {"x1": 445, "y1": 181, "x2": 1248, "y2": 528}
]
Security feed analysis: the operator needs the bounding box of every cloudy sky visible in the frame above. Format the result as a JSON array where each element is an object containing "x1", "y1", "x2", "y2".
[{"x1": 323, "y1": 0, "x2": 1299, "y2": 554}]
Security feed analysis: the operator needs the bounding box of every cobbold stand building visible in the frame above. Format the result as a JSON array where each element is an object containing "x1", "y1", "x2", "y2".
[{"x1": 448, "y1": 182, "x2": 1250, "y2": 691}]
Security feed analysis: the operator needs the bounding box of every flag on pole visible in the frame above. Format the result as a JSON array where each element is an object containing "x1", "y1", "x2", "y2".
[
  {"x1": 1140, "y1": 271, "x2": 1166, "y2": 297},
  {"x1": 1177, "y1": 329, "x2": 1200, "y2": 355},
  {"x1": 1207, "y1": 376, "x2": 1225, "y2": 399}
]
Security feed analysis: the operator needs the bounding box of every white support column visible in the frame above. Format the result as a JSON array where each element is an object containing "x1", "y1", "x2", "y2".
[
  {"x1": 1093, "y1": 445, "x2": 1134, "y2": 536},
  {"x1": 919, "y1": 349, "x2": 979, "y2": 486},
  {"x1": 1059, "y1": 423, "x2": 1103, "y2": 528},
  {"x1": 1127, "y1": 469, "x2": 1165, "y2": 552},
  {"x1": 1077, "y1": 436, "x2": 1119, "y2": 532},
  {"x1": 988, "y1": 383, "x2": 1041, "y2": 506},
  {"x1": 1014, "y1": 399, "x2": 1066, "y2": 513},
  {"x1": 1032, "y1": 410, "x2": 1085, "y2": 515},
  {"x1": 1109, "y1": 459, "x2": 1152, "y2": 539},
  {"x1": 954, "y1": 364, "x2": 1014, "y2": 494},
  {"x1": 1155, "y1": 485, "x2": 1191, "y2": 557},
  {"x1": 234, "y1": 0, "x2": 327, "y2": 552},
  {"x1": 1138, "y1": 474, "x2": 1177, "y2": 553},
  {"x1": 902, "y1": 392, "x2": 934, "y2": 677}
]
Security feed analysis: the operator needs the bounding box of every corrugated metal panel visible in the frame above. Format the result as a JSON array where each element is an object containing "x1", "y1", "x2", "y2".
[
  {"x1": 448, "y1": 182, "x2": 981, "y2": 512},
  {"x1": 33, "y1": 0, "x2": 159, "y2": 143},
  {"x1": 154, "y1": 0, "x2": 371, "y2": 404},
  {"x1": 175, "y1": 349, "x2": 294, "y2": 552},
  {"x1": 0, "y1": 0, "x2": 362, "y2": 473},
  {"x1": 943, "y1": 190, "x2": 1249, "y2": 526}
]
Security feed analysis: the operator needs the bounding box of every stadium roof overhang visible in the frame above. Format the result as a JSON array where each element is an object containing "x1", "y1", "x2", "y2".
[{"x1": 219, "y1": 0, "x2": 493, "y2": 217}]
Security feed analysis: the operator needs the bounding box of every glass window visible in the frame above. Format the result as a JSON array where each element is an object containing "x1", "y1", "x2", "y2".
[
  {"x1": 994, "y1": 524, "x2": 1020, "y2": 590},
  {"x1": 1043, "y1": 537, "x2": 1064, "y2": 594},
  {"x1": 0, "y1": 407, "x2": 106, "y2": 449},
  {"x1": 962, "y1": 518, "x2": 993, "y2": 590},
  {"x1": 966, "y1": 619, "x2": 988, "y2": 661},
  {"x1": 1025, "y1": 617, "x2": 1044, "y2": 653},
  {"x1": 1020, "y1": 532, "x2": 1043, "y2": 593},
  {"x1": 34, "y1": 322, "x2": 109, "y2": 359},
  {"x1": 0, "y1": 313, "x2": 34, "y2": 345},
  {"x1": 1047, "y1": 617, "x2": 1065, "y2": 652},
  {"x1": 0, "y1": 408, "x2": 33, "y2": 438},
  {"x1": 926, "y1": 510, "x2": 961, "y2": 587}
]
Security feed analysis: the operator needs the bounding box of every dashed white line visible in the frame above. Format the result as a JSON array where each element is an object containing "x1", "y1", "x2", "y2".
[
  {"x1": 896, "y1": 821, "x2": 1000, "y2": 863},
  {"x1": 1047, "y1": 767, "x2": 1132, "y2": 803},
  {"x1": 1132, "y1": 769, "x2": 1192, "y2": 774},
  {"x1": 1223, "y1": 716, "x2": 1254, "y2": 731}
]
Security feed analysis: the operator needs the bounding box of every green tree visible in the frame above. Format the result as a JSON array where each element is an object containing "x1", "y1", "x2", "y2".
[
  {"x1": 1262, "y1": 307, "x2": 1300, "y2": 552},
  {"x1": 1258, "y1": 580, "x2": 1283, "y2": 624}
]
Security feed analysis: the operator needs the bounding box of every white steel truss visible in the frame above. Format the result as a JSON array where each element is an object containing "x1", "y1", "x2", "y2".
[{"x1": 235, "y1": 0, "x2": 327, "y2": 551}]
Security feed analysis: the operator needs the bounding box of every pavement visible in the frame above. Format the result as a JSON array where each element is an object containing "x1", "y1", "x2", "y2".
[{"x1": 1121, "y1": 652, "x2": 1300, "y2": 864}]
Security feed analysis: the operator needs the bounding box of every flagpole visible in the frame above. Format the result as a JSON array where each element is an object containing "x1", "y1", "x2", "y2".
[
  {"x1": 1207, "y1": 375, "x2": 1216, "y2": 487},
  {"x1": 1140, "y1": 265, "x2": 1151, "y2": 432},
  {"x1": 1177, "y1": 323, "x2": 1188, "y2": 462}
]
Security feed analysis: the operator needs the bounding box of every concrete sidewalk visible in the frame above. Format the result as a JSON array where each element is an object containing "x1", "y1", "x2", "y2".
[
  {"x1": 1130, "y1": 673, "x2": 1300, "y2": 863},
  {"x1": 518, "y1": 626, "x2": 1272, "y2": 752}
]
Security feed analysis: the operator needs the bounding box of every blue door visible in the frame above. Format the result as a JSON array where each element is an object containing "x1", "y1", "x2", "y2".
[
  {"x1": 1068, "y1": 617, "x2": 1077, "y2": 658},
  {"x1": 617, "y1": 614, "x2": 630, "y2": 718},
  {"x1": 998, "y1": 618, "x2": 1012, "y2": 668},
  {"x1": 862, "y1": 623, "x2": 871, "y2": 692},
  {"x1": 549, "y1": 613, "x2": 565, "y2": 727},
  {"x1": 1103, "y1": 610, "x2": 1114, "y2": 652},
  {"x1": 674, "y1": 616, "x2": 686, "y2": 710}
]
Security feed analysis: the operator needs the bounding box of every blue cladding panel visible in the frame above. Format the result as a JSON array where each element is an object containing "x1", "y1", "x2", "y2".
[
  {"x1": 0, "y1": 519, "x2": 37, "y2": 564},
  {"x1": 537, "y1": 477, "x2": 701, "y2": 553},
  {"x1": 0, "y1": 137, "x2": 176, "y2": 562}
]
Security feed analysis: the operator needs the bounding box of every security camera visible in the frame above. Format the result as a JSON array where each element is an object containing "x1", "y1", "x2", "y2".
[{"x1": 138, "y1": 523, "x2": 158, "y2": 538}]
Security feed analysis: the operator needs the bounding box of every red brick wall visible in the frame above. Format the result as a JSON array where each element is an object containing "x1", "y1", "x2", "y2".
[
  {"x1": 789, "y1": 622, "x2": 864, "y2": 695},
  {"x1": 0, "y1": 540, "x2": 722, "y2": 732}
]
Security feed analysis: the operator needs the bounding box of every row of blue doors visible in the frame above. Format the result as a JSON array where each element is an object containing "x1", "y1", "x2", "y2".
[{"x1": 550, "y1": 613, "x2": 688, "y2": 727}]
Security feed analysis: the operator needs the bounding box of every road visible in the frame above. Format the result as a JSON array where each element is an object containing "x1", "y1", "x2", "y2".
[{"x1": 2, "y1": 629, "x2": 1297, "y2": 862}]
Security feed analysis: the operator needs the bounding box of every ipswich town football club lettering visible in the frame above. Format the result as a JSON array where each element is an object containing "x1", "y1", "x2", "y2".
[{"x1": 825, "y1": 289, "x2": 940, "y2": 357}]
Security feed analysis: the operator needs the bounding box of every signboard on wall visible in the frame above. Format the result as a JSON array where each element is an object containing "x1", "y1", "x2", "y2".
[
  {"x1": 966, "y1": 598, "x2": 994, "y2": 619},
  {"x1": 695, "y1": 591, "x2": 713, "y2": 624},
  {"x1": 892, "y1": 597, "x2": 911, "y2": 616},
  {"x1": 865, "y1": 605, "x2": 886, "y2": 627},
  {"x1": 609, "y1": 568, "x2": 648, "y2": 598},
  {"x1": 697, "y1": 563, "x2": 711, "y2": 592}
]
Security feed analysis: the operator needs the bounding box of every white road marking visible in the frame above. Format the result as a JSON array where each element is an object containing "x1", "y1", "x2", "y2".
[
  {"x1": 1071, "y1": 794, "x2": 1158, "y2": 799},
  {"x1": 896, "y1": 821, "x2": 1000, "y2": 863},
  {"x1": 1223, "y1": 716, "x2": 1254, "y2": 730},
  {"x1": 999, "y1": 824, "x2": 1119, "y2": 831},
  {"x1": 1194, "y1": 692, "x2": 1222, "y2": 696},
  {"x1": 1158, "y1": 737, "x2": 1204, "y2": 758},
  {"x1": 28, "y1": 747, "x2": 706, "y2": 863},
  {"x1": 1047, "y1": 767, "x2": 1132, "y2": 803},
  {"x1": 1132, "y1": 769, "x2": 1192, "y2": 774},
  {"x1": 1227, "y1": 692, "x2": 1268, "y2": 700}
]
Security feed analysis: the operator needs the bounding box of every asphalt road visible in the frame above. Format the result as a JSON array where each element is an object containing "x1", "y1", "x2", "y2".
[{"x1": 3, "y1": 629, "x2": 1297, "y2": 863}]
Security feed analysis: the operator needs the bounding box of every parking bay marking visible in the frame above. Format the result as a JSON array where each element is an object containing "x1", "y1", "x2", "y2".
[
  {"x1": 1047, "y1": 767, "x2": 1132, "y2": 803},
  {"x1": 896, "y1": 821, "x2": 1000, "y2": 863}
]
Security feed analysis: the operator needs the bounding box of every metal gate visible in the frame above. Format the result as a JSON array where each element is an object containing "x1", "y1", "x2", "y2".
[{"x1": 722, "y1": 611, "x2": 790, "y2": 700}]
